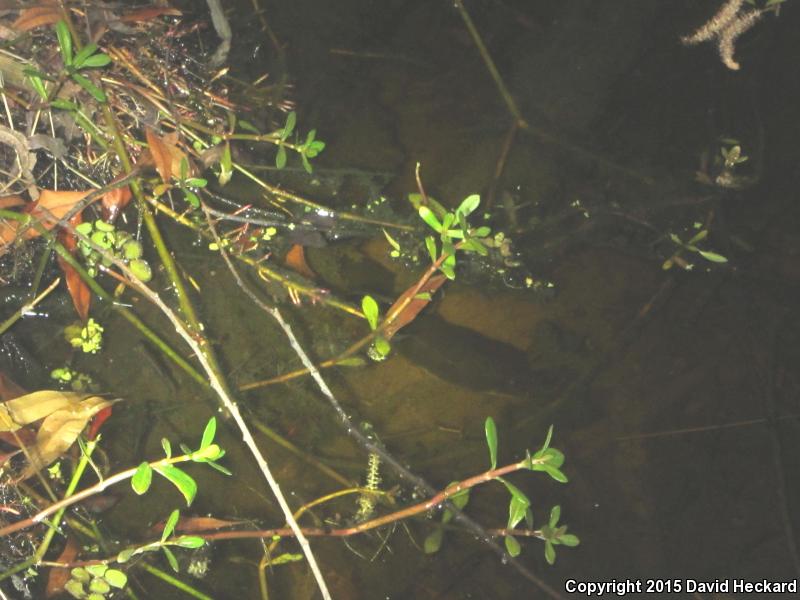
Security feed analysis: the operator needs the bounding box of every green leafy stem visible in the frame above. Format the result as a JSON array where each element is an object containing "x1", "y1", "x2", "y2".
[
  {"x1": 125, "y1": 424, "x2": 578, "y2": 567},
  {"x1": 0, "y1": 418, "x2": 227, "y2": 539}
]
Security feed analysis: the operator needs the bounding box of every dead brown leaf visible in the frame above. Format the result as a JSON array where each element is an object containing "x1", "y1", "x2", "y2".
[
  {"x1": 146, "y1": 129, "x2": 189, "y2": 183},
  {"x1": 384, "y1": 274, "x2": 447, "y2": 340},
  {"x1": 285, "y1": 244, "x2": 316, "y2": 279},
  {"x1": 12, "y1": 3, "x2": 61, "y2": 32},
  {"x1": 19, "y1": 395, "x2": 117, "y2": 480},
  {"x1": 45, "y1": 536, "x2": 79, "y2": 598},
  {"x1": 0, "y1": 189, "x2": 93, "y2": 248}
]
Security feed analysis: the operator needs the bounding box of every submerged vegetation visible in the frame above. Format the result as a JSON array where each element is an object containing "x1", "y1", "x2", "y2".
[
  {"x1": 0, "y1": 0, "x2": 782, "y2": 597},
  {"x1": 0, "y1": 3, "x2": 580, "y2": 599}
]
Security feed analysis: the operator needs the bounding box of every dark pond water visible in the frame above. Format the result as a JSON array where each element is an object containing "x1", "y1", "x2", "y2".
[{"x1": 3, "y1": 1, "x2": 800, "y2": 598}]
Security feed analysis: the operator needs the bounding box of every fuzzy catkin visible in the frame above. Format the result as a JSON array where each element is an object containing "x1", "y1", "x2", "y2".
[
  {"x1": 682, "y1": 0, "x2": 745, "y2": 45},
  {"x1": 718, "y1": 9, "x2": 763, "y2": 70}
]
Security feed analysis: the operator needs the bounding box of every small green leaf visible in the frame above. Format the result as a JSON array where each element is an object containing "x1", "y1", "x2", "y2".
[
  {"x1": 425, "y1": 236, "x2": 437, "y2": 262},
  {"x1": 559, "y1": 533, "x2": 580, "y2": 547},
  {"x1": 270, "y1": 553, "x2": 304, "y2": 565},
  {"x1": 540, "y1": 425, "x2": 553, "y2": 452},
  {"x1": 275, "y1": 145, "x2": 287, "y2": 169},
  {"x1": 500, "y1": 479, "x2": 531, "y2": 511},
  {"x1": 301, "y1": 153, "x2": 312, "y2": 174},
  {"x1": 439, "y1": 262, "x2": 456, "y2": 280},
  {"x1": 382, "y1": 228, "x2": 401, "y2": 252},
  {"x1": 508, "y1": 495, "x2": 528, "y2": 530},
  {"x1": 472, "y1": 225, "x2": 491, "y2": 238},
  {"x1": 305, "y1": 129, "x2": 316, "y2": 145},
  {"x1": 185, "y1": 177, "x2": 208, "y2": 188},
  {"x1": 423, "y1": 527, "x2": 444, "y2": 554},
  {"x1": 669, "y1": 233, "x2": 683, "y2": 245},
  {"x1": 131, "y1": 462, "x2": 152, "y2": 495},
  {"x1": 174, "y1": 536, "x2": 205, "y2": 549},
  {"x1": 89, "y1": 577, "x2": 111, "y2": 594},
  {"x1": 162, "y1": 546, "x2": 179, "y2": 572},
  {"x1": 80, "y1": 53, "x2": 111, "y2": 69},
  {"x1": 72, "y1": 44, "x2": 99, "y2": 69},
  {"x1": 281, "y1": 112, "x2": 296, "y2": 140},
  {"x1": 206, "y1": 460, "x2": 233, "y2": 476},
  {"x1": 419, "y1": 206, "x2": 443, "y2": 233},
  {"x1": 525, "y1": 507, "x2": 534, "y2": 529},
  {"x1": 544, "y1": 541, "x2": 556, "y2": 565},
  {"x1": 698, "y1": 250, "x2": 728, "y2": 263},
  {"x1": 192, "y1": 443, "x2": 225, "y2": 462},
  {"x1": 162, "y1": 438, "x2": 172, "y2": 459},
  {"x1": 456, "y1": 194, "x2": 480, "y2": 218},
  {"x1": 71, "y1": 567, "x2": 91, "y2": 583},
  {"x1": 373, "y1": 336, "x2": 391, "y2": 358},
  {"x1": 485, "y1": 417, "x2": 498, "y2": 469},
  {"x1": 70, "y1": 72, "x2": 106, "y2": 102},
  {"x1": 542, "y1": 464, "x2": 568, "y2": 483},
  {"x1": 56, "y1": 21, "x2": 72, "y2": 67},
  {"x1": 239, "y1": 120, "x2": 260, "y2": 133},
  {"x1": 116, "y1": 548, "x2": 135, "y2": 563},
  {"x1": 199, "y1": 417, "x2": 216, "y2": 451},
  {"x1": 64, "y1": 579, "x2": 84, "y2": 598},
  {"x1": 50, "y1": 98, "x2": 77, "y2": 111},
  {"x1": 104, "y1": 569, "x2": 128, "y2": 589},
  {"x1": 504, "y1": 535, "x2": 521, "y2": 557},
  {"x1": 27, "y1": 73, "x2": 48, "y2": 100},
  {"x1": 361, "y1": 296, "x2": 380, "y2": 330},
  {"x1": 154, "y1": 465, "x2": 198, "y2": 506},
  {"x1": 549, "y1": 505, "x2": 561, "y2": 528},
  {"x1": 162, "y1": 509, "x2": 180, "y2": 542},
  {"x1": 462, "y1": 238, "x2": 489, "y2": 256}
]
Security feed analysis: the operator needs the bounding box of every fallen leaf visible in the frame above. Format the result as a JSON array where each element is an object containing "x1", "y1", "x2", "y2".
[
  {"x1": 45, "y1": 536, "x2": 79, "y2": 598},
  {"x1": 19, "y1": 395, "x2": 118, "y2": 480},
  {"x1": 151, "y1": 515, "x2": 243, "y2": 534},
  {"x1": 146, "y1": 129, "x2": 189, "y2": 183},
  {"x1": 12, "y1": 3, "x2": 60, "y2": 31},
  {"x1": 285, "y1": 244, "x2": 316, "y2": 279},
  {"x1": 58, "y1": 216, "x2": 91, "y2": 320},
  {"x1": 101, "y1": 185, "x2": 132, "y2": 221},
  {"x1": 0, "y1": 189, "x2": 94, "y2": 248},
  {"x1": 384, "y1": 274, "x2": 447, "y2": 340},
  {"x1": 0, "y1": 371, "x2": 27, "y2": 401},
  {"x1": 0, "y1": 195, "x2": 25, "y2": 209},
  {"x1": 0, "y1": 390, "x2": 80, "y2": 431}
]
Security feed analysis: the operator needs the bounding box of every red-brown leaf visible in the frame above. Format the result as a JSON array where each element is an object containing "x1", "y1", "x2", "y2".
[
  {"x1": 12, "y1": 3, "x2": 61, "y2": 32},
  {"x1": 45, "y1": 536, "x2": 79, "y2": 597},
  {"x1": 384, "y1": 274, "x2": 447, "y2": 340},
  {"x1": 101, "y1": 185, "x2": 132, "y2": 221},
  {"x1": 285, "y1": 244, "x2": 316, "y2": 279},
  {"x1": 57, "y1": 215, "x2": 91, "y2": 320}
]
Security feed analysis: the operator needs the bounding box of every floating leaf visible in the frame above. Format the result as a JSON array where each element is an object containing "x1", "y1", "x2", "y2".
[
  {"x1": 485, "y1": 417, "x2": 497, "y2": 469},
  {"x1": 131, "y1": 462, "x2": 153, "y2": 495},
  {"x1": 154, "y1": 465, "x2": 197, "y2": 506},
  {"x1": 103, "y1": 569, "x2": 127, "y2": 589}
]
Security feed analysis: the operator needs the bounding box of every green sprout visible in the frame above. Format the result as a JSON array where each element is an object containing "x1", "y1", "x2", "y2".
[{"x1": 663, "y1": 227, "x2": 728, "y2": 271}]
